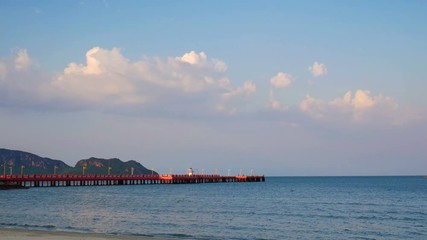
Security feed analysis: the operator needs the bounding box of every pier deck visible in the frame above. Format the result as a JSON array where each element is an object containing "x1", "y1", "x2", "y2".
[{"x1": 0, "y1": 174, "x2": 265, "y2": 188}]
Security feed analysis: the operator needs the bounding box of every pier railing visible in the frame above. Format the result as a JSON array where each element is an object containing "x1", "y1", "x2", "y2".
[{"x1": 0, "y1": 173, "x2": 264, "y2": 188}]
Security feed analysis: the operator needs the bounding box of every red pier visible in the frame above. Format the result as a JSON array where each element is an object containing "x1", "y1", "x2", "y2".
[{"x1": 0, "y1": 174, "x2": 265, "y2": 188}]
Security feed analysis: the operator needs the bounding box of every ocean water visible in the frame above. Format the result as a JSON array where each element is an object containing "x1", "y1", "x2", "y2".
[{"x1": 0, "y1": 176, "x2": 426, "y2": 239}]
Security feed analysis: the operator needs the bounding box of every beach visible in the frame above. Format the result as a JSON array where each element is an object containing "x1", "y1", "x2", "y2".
[{"x1": 0, "y1": 228, "x2": 171, "y2": 240}]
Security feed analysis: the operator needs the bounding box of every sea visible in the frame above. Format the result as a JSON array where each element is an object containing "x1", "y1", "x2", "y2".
[{"x1": 0, "y1": 176, "x2": 426, "y2": 240}]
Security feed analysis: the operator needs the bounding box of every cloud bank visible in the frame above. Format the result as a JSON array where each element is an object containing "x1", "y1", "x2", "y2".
[
  {"x1": 0, "y1": 47, "x2": 257, "y2": 115},
  {"x1": 298, "y1": 90, "x2": 411, "y2": 125},
  {"x1": 0, "y1": 48, "x2": 420, "y2": 126}
]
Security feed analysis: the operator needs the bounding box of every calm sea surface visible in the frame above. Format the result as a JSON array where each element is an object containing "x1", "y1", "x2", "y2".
[{"x1": 0, "y1": 177, "x2": 426, "y2": 239}]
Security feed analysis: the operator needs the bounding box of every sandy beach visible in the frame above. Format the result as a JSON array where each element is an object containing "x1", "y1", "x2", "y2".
[{"x1": 0, "y1": 228, "x2": 172, "y2": 240}]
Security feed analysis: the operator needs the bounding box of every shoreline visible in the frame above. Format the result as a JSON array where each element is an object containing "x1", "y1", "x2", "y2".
[{"x1": 0, "y1": 228, "x2": 173, "y2": 240}]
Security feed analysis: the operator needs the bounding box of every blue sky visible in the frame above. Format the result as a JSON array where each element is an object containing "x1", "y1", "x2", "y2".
[{"x1": 0, "y1": 1, "x2": 426, "y2": 175}]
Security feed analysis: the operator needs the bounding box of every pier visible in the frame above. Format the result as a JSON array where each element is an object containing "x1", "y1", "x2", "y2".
[{"x1": 0, "y1": 174, "x2": 265, "y2": 188}]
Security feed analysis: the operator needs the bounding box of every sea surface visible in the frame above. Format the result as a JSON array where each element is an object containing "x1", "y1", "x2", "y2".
[{"x1": 0, "y1": 176, "x2": 426, "y2": 239}]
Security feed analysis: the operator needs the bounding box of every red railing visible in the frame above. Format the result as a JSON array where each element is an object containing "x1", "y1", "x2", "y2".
[{"x1": 1, "y1": 173, "x2": 265, "y2": 186}]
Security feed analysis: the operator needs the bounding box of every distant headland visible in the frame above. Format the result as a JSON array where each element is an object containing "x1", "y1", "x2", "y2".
[{"x1": 0, "y1": 148, "x2": 156, "y2": 175}]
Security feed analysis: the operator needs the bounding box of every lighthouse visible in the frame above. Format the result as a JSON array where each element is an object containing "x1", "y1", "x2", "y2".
[{"x1": 187, "y1": 168, "x2": 194, "y2": 176}]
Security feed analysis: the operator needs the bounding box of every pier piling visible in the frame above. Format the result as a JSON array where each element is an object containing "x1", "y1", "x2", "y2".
[{"x1": 1, "y1": 174, "x2": 265, "y2": 188}]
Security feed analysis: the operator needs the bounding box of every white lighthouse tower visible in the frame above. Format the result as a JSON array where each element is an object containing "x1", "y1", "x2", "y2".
[{"x1": 187, "y1": 168, "x2": 194, "y2": 176}]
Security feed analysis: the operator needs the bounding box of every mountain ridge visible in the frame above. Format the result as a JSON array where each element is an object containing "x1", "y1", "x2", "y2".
[{"x1": 0, "y1": 148, "x2": 157, "y2": 175}]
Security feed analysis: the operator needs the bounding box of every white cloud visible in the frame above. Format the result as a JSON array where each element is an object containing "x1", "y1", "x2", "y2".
[
  {"x1": 49, "y1": 47, "x2": 232, "y2": 105},
  {"x1": 329, "y1": 90, "x2": 377, "y2": 110},
  {"x1": 308, "y1": 62, "x2": 327, "y2": 77},
  {"x1": 178, "y1": 51, "x2": 207, "y2": 65},
  {"x1": 222, "y1": 81, "x2": 256, "y2": 98},
  {"x1": 216, "y1": 81, "x2": 257, "y2": 114},
  {"x1": 270, "y1": 72, "x2": 292, "y2": 88},
  {"x1": 0, "y1": 50, "x2": 49, "y2": 107},
  {"x1": 213, "y1": 60, "x2": 227, "y2": 72},
  {"x1": 0, "y1": 47, "x2": 255, "y2": 115},
  {"x1": 14, "y1": 49, "x2": 32, "y2": 70},
  {"x1": 49, "y1": 47, "x2": 138, "y2": 105},
  {"x1": 299, "y1": 89, "x2": 404, "y2": 124},
  {"x1": 137, "y1": 57, "x2": 228, "y2": 93},
  {"x1": 63, "y1": 47, "x2": 128, "y2": 75},
  {"x1": 177, "y1": 51, "x2": 227, "y2": 72},
  {"x1": 0, "y1": 48, "x2": 422, "y2": 126}
]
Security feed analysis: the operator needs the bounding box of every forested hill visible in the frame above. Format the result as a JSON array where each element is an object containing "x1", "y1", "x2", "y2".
[{"x1": 0, "y1": 148, "x2": 156, "y2": 175}]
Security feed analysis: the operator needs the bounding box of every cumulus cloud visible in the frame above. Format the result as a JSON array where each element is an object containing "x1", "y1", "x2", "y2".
[
  {"x1": 308, "y1": 62, "x2": 327, "y2": 77},
  {"x1": 270, "y1": 72, "x2": 292, "y2": 88},
  {"x1": 49, "y1": 47, "x2": 139, "y2": 105},
  {"x1": 299, "y1": 89, "x2": 405, "y2": 125},
  {"x1": 177, "y1": 51, "x2": 227, "y2": 72},
  {"x1": 47, "y1": 47, "x2": 236, "y2": 107},
  {"x1": 0, "y1": 49, "x2": 49, "y2": 108},
  {"x1": 0, "y1": 47, "x2": 255, "y2": 115},
  {"x1": 178, "y1": 51, "x2": 207, "y2": 65},
  {"x1": 0, "y1": 48, "x2": 421, "y2": 125},
  {"x1": 63, "y1": 47, "x2": 128, "y2": 75},
  {"x1": 222, "y1": 81, "x2": 256, "y2": 98}
]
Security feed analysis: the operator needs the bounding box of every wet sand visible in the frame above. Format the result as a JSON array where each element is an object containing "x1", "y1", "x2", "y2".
[{"x1": 0, "y1": 228, "x2": 172, "y2": 240}]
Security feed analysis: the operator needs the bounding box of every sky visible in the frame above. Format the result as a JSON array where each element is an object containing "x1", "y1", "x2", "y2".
[{"x1": 0, "y1": 0, "x2": 426, "y2": 176}]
